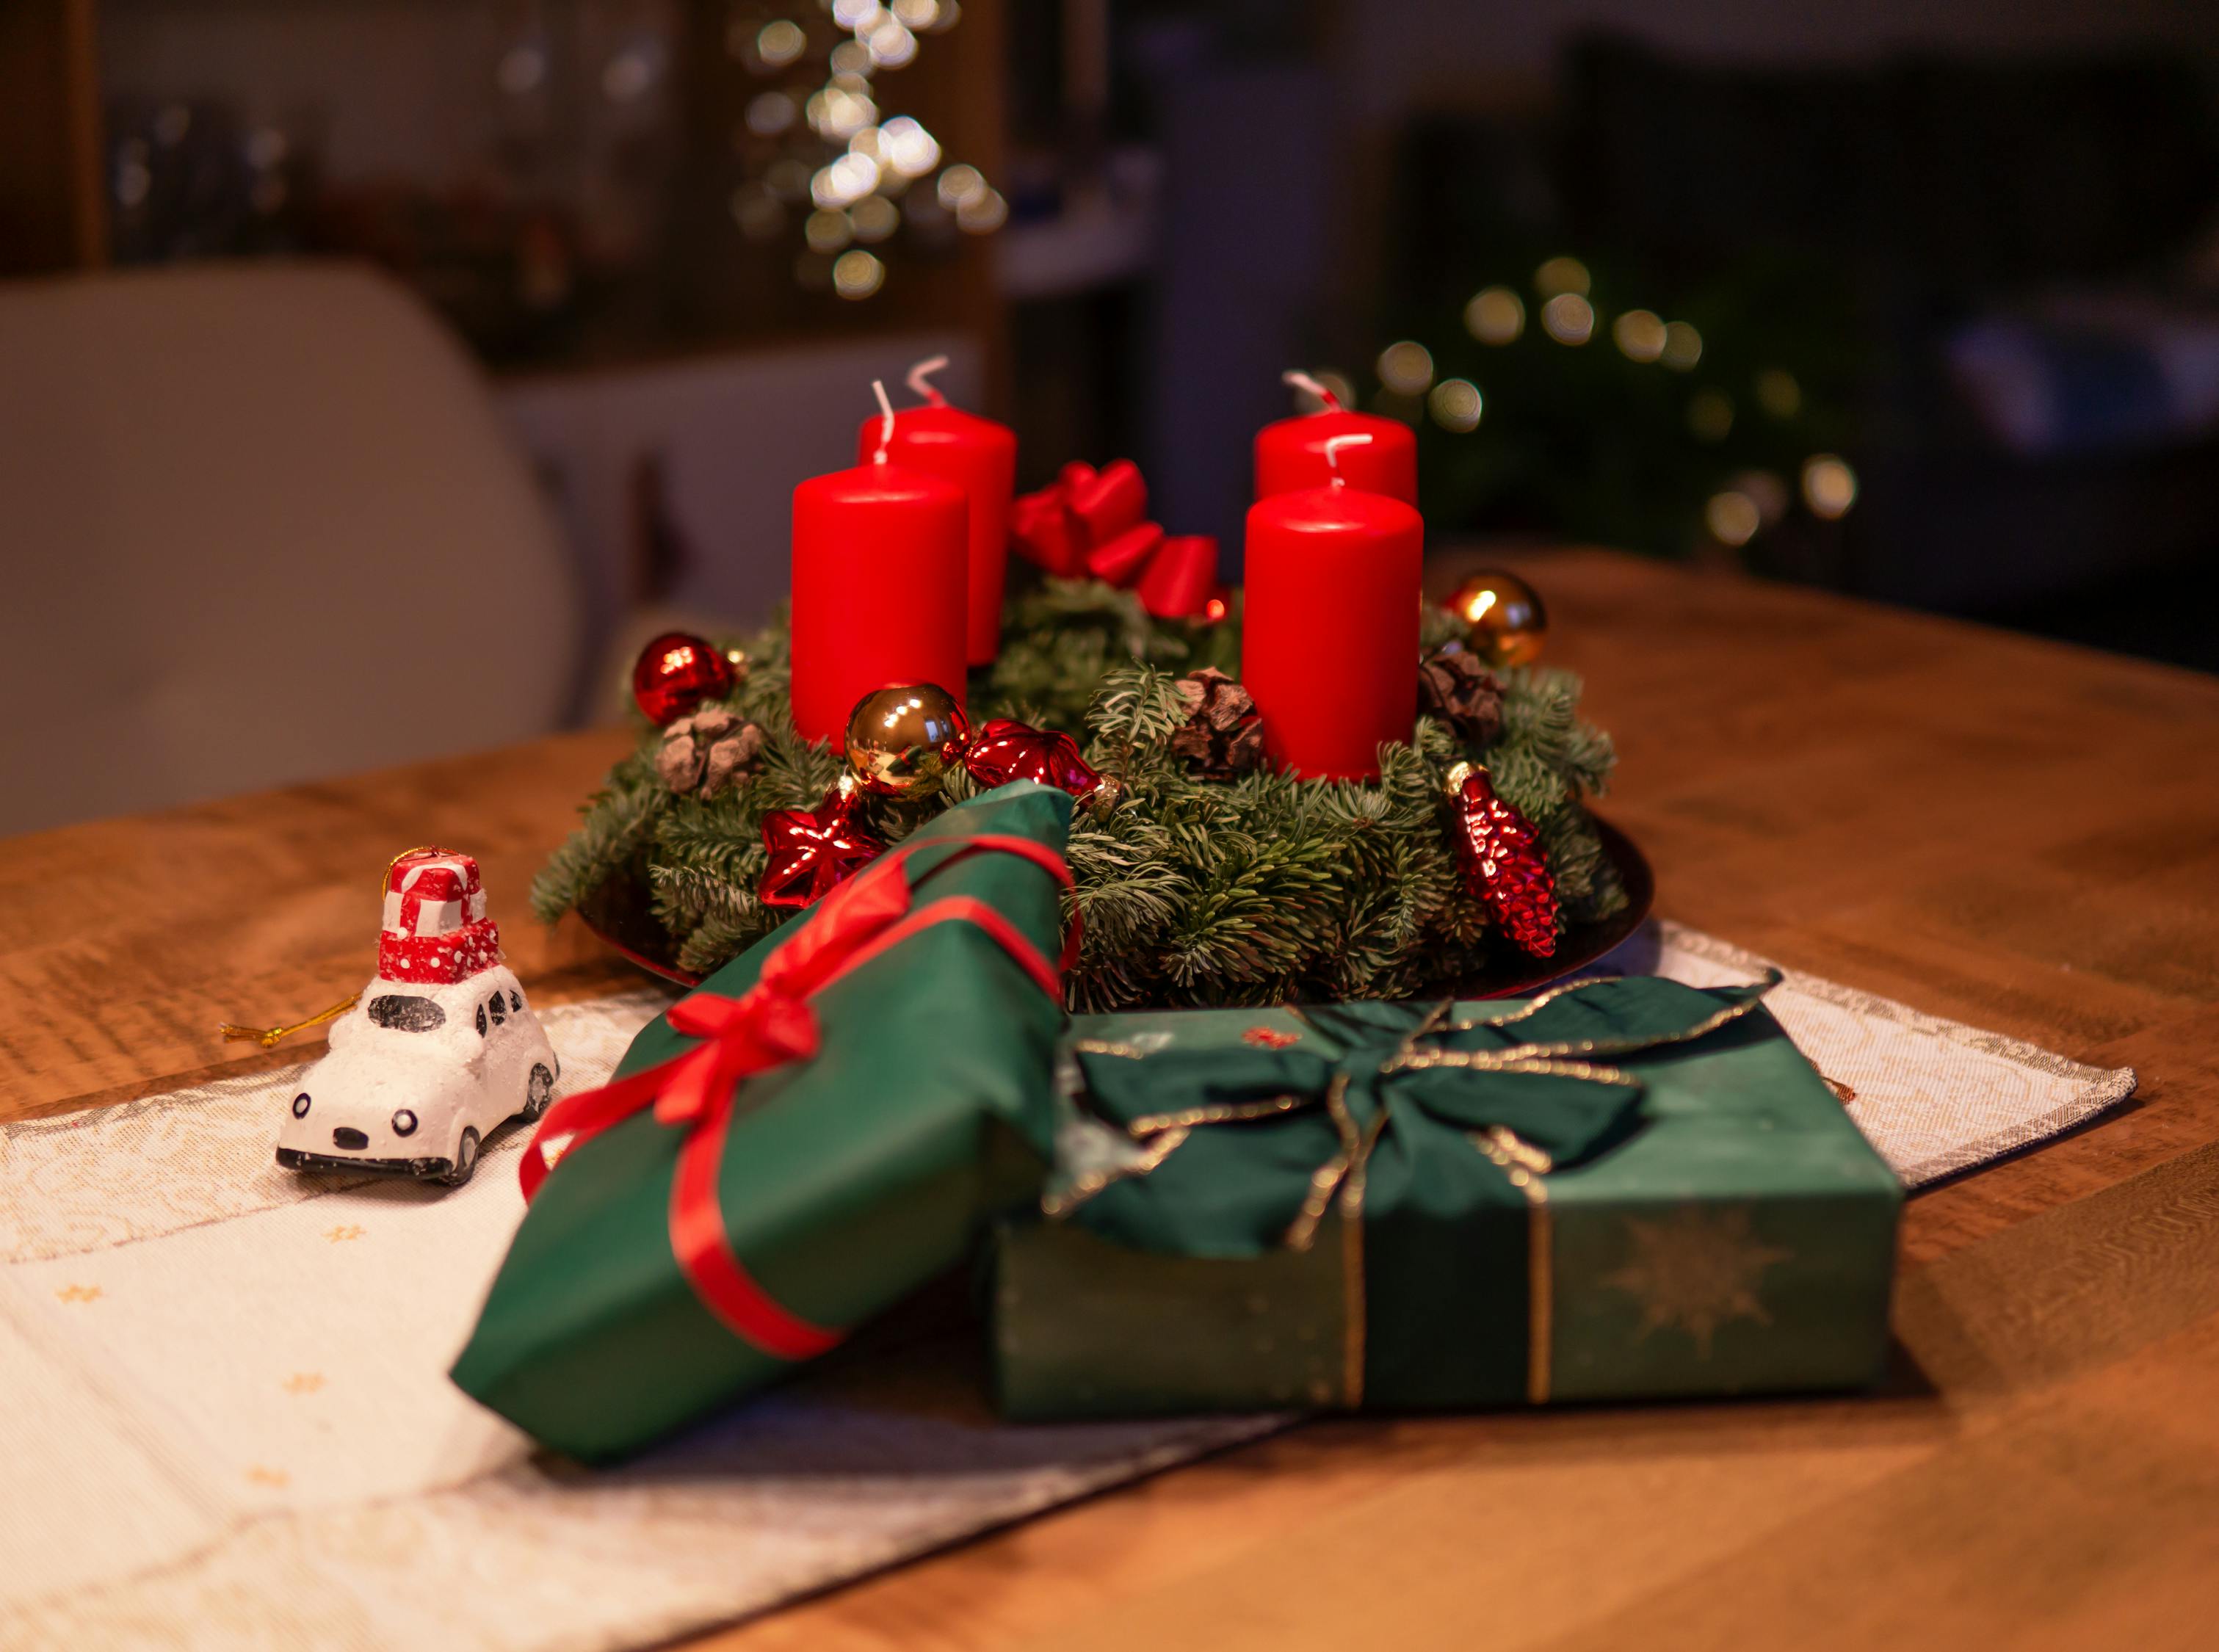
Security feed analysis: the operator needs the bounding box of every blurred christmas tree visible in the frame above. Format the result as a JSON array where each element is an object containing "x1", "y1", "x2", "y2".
[{"x1": 1325, "y1": 247, "x2": 1865, "y2": 563}]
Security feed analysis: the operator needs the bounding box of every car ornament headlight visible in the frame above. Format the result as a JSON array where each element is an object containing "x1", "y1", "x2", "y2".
[
  {"x1": 292, "y1": 1093, "x2": 311, "y2": 1119},
  {"x1": 392, "y1": 1109, "x2": 419, "y2": 1137}
]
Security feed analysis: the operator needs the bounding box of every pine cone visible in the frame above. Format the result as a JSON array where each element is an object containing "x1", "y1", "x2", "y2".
[
  {"x1": 657, "y1": 709, "x2": 765, "y2": 799},
  {"x1": 1169, "y1": 667, "x2": 1264, "y2": 778},
  {"x1": 1418, "y1": 648, "x2": 1505, "y2": 747}
]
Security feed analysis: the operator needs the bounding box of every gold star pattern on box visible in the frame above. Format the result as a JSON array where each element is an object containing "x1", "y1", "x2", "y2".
[{"x1": 1601, "y1": 1206, "x2": 1791, "y2": 1358}]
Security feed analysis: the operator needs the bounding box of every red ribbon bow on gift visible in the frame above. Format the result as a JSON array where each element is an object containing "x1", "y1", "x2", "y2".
[
  {"x1": 1008, "y1": 459, "x2": 1220, "y2": 619},
  {"x1": 520, "y1": 833, "x2": 1078, "y2": 1362}
]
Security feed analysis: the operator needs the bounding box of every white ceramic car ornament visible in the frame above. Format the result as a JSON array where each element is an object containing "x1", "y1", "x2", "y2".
[{"x1": 275, "y1": 849, "x2": 557, "y2": 1187}]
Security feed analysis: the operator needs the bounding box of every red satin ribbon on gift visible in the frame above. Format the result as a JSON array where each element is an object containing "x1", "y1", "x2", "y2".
[
  {"x1": 1008, "y1": 460, "x2": 1220, "y2": 619},
  {"x1": 519, "y1": 833, "x2": 1078, "y2": 1362}
]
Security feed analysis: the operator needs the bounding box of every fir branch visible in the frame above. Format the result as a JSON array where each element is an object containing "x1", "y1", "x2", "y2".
[
  {"x1": 1085, "y1": 662, "x2": 1187, "y2": 782},
  {"x1": 529, "y1": 758, "x2": 665, "y2": 924}
]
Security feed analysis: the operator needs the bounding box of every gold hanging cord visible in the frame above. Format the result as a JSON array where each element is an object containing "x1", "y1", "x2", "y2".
[{"x1": 217, "y1": 845, "x2": 446, "y2": 1048}]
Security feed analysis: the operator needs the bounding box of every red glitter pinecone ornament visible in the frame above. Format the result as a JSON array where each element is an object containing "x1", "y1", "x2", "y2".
[{"x1": 1445, "y1": 761, "x2": 1559, "y2": 957}]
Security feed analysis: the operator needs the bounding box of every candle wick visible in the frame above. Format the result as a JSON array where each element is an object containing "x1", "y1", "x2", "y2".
[
  {"x1": 1322, "y1": 431, "x2": 1372, "y2": 485},
  {"x1": 1282, "y1": 369, "x2": 1342, "y2": 414},
  {"x1": 905, "y1": 355, "x2": 951, "y2": 408},
  {"x1": 871, "y1": 378, "x2": 896, "y2": 463}
]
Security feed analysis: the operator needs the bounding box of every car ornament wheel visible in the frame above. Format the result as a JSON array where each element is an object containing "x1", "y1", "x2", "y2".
[
  {"x1": 526, "y1": 1062, "x2": 555, "y2": 1120},
  {"x1": 440, "y1": 1127, "x2": 482, "y2": 1188}
]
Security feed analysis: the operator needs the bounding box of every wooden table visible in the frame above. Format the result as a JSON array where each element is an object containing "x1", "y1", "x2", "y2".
[{"x1": 8, "y1": 549, "x2": 2219, "y2": 1647}]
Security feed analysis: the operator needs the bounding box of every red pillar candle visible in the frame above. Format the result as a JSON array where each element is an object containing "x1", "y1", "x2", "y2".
[
  {"x1": 855, "y1": 358, "x2": 1017, "y2": 666},
  {"x1": 1242, "y1": 437, "x2": 1424, "y2": 781},
  {"x1": 792, "y1": 391, "x2": 968, "y2": 749},
  {"x1": 1253, "y1": 372, "x2": 1419, "y2": 504}
]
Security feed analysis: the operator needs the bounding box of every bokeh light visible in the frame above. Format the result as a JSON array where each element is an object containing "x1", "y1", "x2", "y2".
[
  {"x1": 956, "y1": 187, "x2": 1007, "y2": 232},
  {"x1": 1541, "y1": 294, "x2": 1595, "y2": 345},
  {"x1": 1756, "y1": 369, "x2": 1802, "y2": 419},
  {"x1": 1661, "y1": 321, "x2": 1703, "y2": 371},
  {"x1": 1535, "y1": 256, "x2": 1590, "y2": 299},
  {"x1": 601, "y1": 43, "x2": 661, "y2": 103},
  {"x1": 937, "y1": 164, "x2": 985, "y2": 209},
  {"x1": 833, "y1": 247, "x2": 886, "y2": 299},
  {"x1": 1612, "y1": 309, "x2": 1667, "y2": 363},
  {"x1": 1706, "y1": 490, "x2": 1761, "y2": 547},
  {"x1": 1730, "y1": 469, "x2": 1790, "y2": 526},
  {"x1": 1802, "y1": 455, "x2": 1858, "y2": 518},
  {"x1": 745, "y1": 91, "x2": 796, "y2": 137},
  {"x1": 880, "y1": 115, "x2": 941, "y2": 177},
  {"x1": 497, "y1": 43, "x2": 547, "y2": 95},
  {"x1": 1427, "y1": 379, "x2": 1483, "y2": 432},
  {"x1": 1377, "y1": 340, "x2": 1435, "y2": 395},
  {"x1": 807, "y1": 84, "x2": 877, "y2": 140},
  {"x1": 1464, "y1": 286, "x2": 1525, "y2": 345},
  {"x1": 850, "y1": 195, "x2": 899, "y2": 242},
  {"x1": 756, "y1": 19, "x2": 806, "y2": 68},
  {"x1": 723, "y1": 0, "x2": 986, "y2": 294},
  {"x1": 867, "y1": 20, "x2": 917, "y2": 67},
  {"x1": 804, "y1": 207, "x2": 853, "y2": 252},
  {"x1": 811, "y1": 151, "x2": 880, "y2": 207}
]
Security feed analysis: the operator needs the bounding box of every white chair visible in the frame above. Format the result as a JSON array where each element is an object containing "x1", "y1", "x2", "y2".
[{"x1": 0, "y1": 260, "x2": 583, "y2": 834}]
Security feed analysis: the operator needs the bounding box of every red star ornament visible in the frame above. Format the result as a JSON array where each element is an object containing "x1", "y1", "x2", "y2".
[{"x1": 758, "y1": 779, "x2": 886, "y2": 910}]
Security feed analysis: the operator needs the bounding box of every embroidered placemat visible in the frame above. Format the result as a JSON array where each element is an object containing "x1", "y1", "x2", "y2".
[
  {"x1": 1592, "y1": 921, "x2": 2137, "y2": 1188},
  {"x1": 0, "y1": 932, "x2": 2133, "y2": 1649}
]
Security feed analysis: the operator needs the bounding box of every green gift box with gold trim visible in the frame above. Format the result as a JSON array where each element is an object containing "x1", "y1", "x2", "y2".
[{"x1": 988, "y1": 974, "x2": 1901, "y2": 1419}]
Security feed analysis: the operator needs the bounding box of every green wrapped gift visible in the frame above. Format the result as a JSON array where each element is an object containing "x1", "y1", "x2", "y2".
[
  {"x1": 452, "y1": 781, "x2": 1076, "y2": 1461},
  {"x1": 990, "y1": 974, "x2": 1902, "y2": 1419}
]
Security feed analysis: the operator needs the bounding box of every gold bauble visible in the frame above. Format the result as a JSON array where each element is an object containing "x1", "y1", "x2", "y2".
[
  {"x1": 1442, "y1": 570, "x2": 1548, "y2": 668},
  {"x1": 844, "y1": 683, "x2": 972, "y2": 798}
]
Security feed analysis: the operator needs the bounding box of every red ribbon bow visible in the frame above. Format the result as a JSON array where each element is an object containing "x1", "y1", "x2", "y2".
[
  {"x1": 521, "y1": 833, "x2": 1078, "y2": 1363},
  {"x1": 1008, "y1": 459, "x2": 1220, "y2": 619}
]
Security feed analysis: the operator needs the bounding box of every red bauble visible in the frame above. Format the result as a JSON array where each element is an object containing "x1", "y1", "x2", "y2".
[
  {"x1": 759, "y1": 778, "x2": 886, "y2": 909},
  {"x1": 1446, "y1": 762, "x2": 1560, "y2": 958},
  {"x1": 963, "y1": 717, "x2": 1104, "y2": 801},
  {"x1": 632, "y1": 631, "x2": 736, "y2": 726}
]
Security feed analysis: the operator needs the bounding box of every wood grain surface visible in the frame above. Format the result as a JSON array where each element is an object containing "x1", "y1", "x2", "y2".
[{"x1": 6, "y1": 549, "x2": 2218, "y2": 1648}]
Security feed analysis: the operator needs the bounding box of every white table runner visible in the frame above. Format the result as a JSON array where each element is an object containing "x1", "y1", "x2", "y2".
[{"x1": 0, "y1": 925, "x2": 2133, "y2": 1649}]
